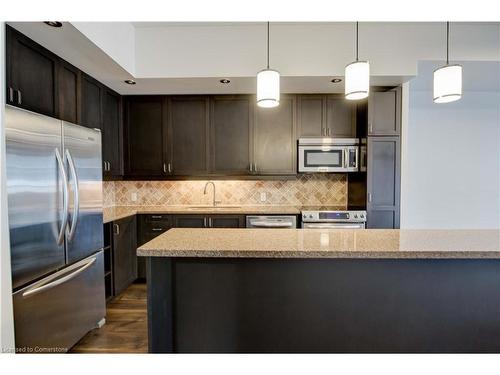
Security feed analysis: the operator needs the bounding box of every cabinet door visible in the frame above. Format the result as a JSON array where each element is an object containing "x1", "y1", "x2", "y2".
[
  {"x1": 102, "y1": 89, "x2": 123, "y2": 178},
  {"x1": 124, "y1": 96, "x2": 166, "y2": 178},
  {"x1": 173, "y1": 215, "x2": 207, "y2": 228},
  {"x1": 210, "y1": 96, "x2": 252, "y2": 175},
  {"x1": 209, "y1": 215, "x2": 245, "y2": 228},
  {"x1": 366, "y1": 137, "x2": 400, "y2": 228},
  {"x1": 57, "y1": 60, "x2": 80, "y2": 123},
  {"x1": 6, "y1": 25, "x2": 58, "y2": 117},
  {"x1": 368, "y1": 89, "x2": 401, "y2": 135},
  {"x1": 297, "y1": 95, "x2": 325, "y2": 137},
  {"x1": 254, "y1": 95, "x2": 296, "y2": 175},
  {"x1": 80, "y1": 73, "x2": 103, "y2": 129},
  {"x1": 326, "y1": 95, "x2": 355, "y2": 137},
  {"x1": 168, "y1": 96, "x2": 209, "y2": 175},
  {"x1": 112, "y1": 216, "x2": 137, "y2": 296}
]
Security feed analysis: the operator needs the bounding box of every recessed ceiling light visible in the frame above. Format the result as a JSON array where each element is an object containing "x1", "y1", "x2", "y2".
[
  {"x1": 331, "y1": 78, "x2": 342, "y2": 83},
  {"x1": 219, "y1": 79, "x2": 231, "y2": 84},
  {"x1": 124, "y1": 79, "x2": 136, "y2": 85},
  {"x1": 44, "y1": 22, "x2": 63, "y2": 28}
]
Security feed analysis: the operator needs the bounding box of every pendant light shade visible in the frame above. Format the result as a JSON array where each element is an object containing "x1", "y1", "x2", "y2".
[
  {"x1": 345, "y1": 60, "x2": 370, "y2": 100},
  {"x1": 433, "y1": 22, "x2": 462, "y2": 104},
  {"x1": 345, "y1": 22, "x2": 370, "y2": 100},
  {"x1": 257, "y1": 22, "x2": 280, "y2": 108},
  {"x1": 257, "y1": 69, "x2": 280, "y2": 107}
]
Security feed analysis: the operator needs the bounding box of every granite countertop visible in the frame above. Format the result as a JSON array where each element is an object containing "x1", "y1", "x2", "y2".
[
  {"x1": 137, "y1": 228, "x2": 500, "y2": 259},
  {"x1": 103, "y1": 205, "x2": 345, "y2": 223}
]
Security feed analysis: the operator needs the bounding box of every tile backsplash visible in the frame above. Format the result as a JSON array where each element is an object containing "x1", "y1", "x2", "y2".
[{"x1": 103, "y1": 174, "x2": 347, "y2": 207}]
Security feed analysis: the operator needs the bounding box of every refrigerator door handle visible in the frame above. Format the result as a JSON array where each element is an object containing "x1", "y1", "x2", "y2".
[
  {"x1": 55, "y1": 148, "x2": 69, "y2": 246},
  {"x1": 65, "y1": 149, "x2": 80, "y2": 241},
  {"x1": 21, "y1": 256, "x2": 96, "y2": 298}
]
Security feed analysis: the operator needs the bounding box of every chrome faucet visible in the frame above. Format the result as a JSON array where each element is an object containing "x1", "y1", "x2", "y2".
[{"x1": 203, "y1": 181, "x2": 221, "y2": 207}]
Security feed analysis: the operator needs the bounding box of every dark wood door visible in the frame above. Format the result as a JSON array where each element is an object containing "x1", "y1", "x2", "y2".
[
  {"x1": 57, "y1": 60, "x2": 80, "y2": 123},
  {"x1": 167, "y1": 96, "x2": 209, "y2": 175},
  {"x1": 210, "y1": 96, "x2": 252, "y2": 175},
  {"x1": 297, "y1": 95, "x2": 325, "y2": 137},
  {"x1": 368, "y1": 89, "x2": 401, "y2": 135},
  {"x1": 112, "y1": 215, "x2": 137, "y2": 296},
  {"x1": 6, "y1": 25, "x2": 58, "y2": 117},
  {"x1": 102, "y1": 88, "x2": 123, "y2": 178},
  {"x1": 173, "y1": 215, "x2": 207, "y2": 228},
  {"x1": 209, "y1": 215, "x2": 245, "y2": 228},
  {"x1": 80, "y1": 73, "x2": 103, "y2": 129},
  {"x1": 366, "y1": 137, "x2": 400, "y2": 228},
  {"x1": 326, "y1": 95, "x2": 356, "y2": 137},
  {"x1": 124, "y1": 96, "x2": 166, "y2": 178},
  {"x1": 254, "y1": 95, "x2": 296, "y2": 175}
]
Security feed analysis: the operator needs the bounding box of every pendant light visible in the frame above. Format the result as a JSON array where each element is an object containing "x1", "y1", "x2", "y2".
[
  {"x1": 433, "y1": 22, "x2": 462, "y2": 103},
  {"x1": 345, "y1": 22, "x2": 370, "y2": 100},
  {"x1": 257, "y1": 22, "x2": 280, "y2": 108}
]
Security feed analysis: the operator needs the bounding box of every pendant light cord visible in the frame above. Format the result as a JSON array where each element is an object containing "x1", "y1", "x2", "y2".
[
  {"x1": 446, "y1": 21, "x2": 450, "y2": 65},
  {"x1": 267, "y1": 21, "x2": 270, "y2": 69},
  {"x1": 356, "y1": 21, "x2": 359, "y2": 61}
]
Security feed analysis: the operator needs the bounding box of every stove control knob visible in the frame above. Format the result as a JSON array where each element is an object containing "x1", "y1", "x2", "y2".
[
  {"x1": 309, "y1": 214, "x2": 313, "y2": 219},
  {"x1": 354, "y1": 214, "x2": 358, "y2": 218},
  {"x1": 360, "y1": 214, "x2": 364, "y2": 218}
]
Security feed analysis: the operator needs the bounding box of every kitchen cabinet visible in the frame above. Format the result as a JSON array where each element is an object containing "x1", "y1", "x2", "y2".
[
  {"x1": 80, "y1": 73, "x2": 103, "y2": 129},
  {"x1": 6, "y1": 25, "x2": 58, "y2": 117},
  {"x1": 124, "y1": 96, "x2": 167, "y2": 178},
  {"x1": 298, "y1": 94, "x2": 355, "y2": 138},
  {"x1": 368, "y1": 88, "x2": 401, "y2": 136},
  {"x1": 112, "y1": 215, "x2": 137, "y2": 296},
  {"x1": 102, "y1": 88, "x2": 123, "y2": 179},
  {"x1": 366, "y1": 137, "x2": 400, "y2": 228},
  {"x1": 254, "y1": 95, "x2": 296, "y2": 175},
  {"x1": 210, "y1": 96, "x2": 253, "y2": 175},
  {"x1": 57, "y1": 60, "x2": 80, "y2": 123},
  {"x1": 173, "y1": 214, "x2": 245, "y2": 228},
  {"x1": 167, "y1": 96, "x2": 209, "y2": 176}
]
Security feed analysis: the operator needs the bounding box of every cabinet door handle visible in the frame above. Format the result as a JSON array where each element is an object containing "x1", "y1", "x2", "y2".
[
  {"x1": 368, "y1": 193, "x2": 372, "y2": 203},
  {"x1": 203, "y1": 217, "x2": 207, "y2": 227},
  {"x1": 163, "y1": 163, "x2": 167, "y2": 173},
  {"x1": 168, "y1": 163, "x2": 172, "y2": 173},
  {"x1": 113, "y1": 223, "x2": 120, "y2": 235},
  {"x1": 8, "y1": 87, "x2": 14, "y2": 103},
  {"x1": 209, "y1": 217, "x2": 212, "y2": 227},
  {"x1": 107, "y1": 161, "x2": 111, "y2": 171},
  {"x1": 249, "y1": 163, "x2": 253, "y2": 172},
  {"x1": 369, "y1": 122, "x2": 373, "y2": 134},
  {"x1": 254, "y1": 163, "x2": 257, "y2": 173},
  {"x1": 17, "y1": 90, "x2": 22, "y2": 105}
]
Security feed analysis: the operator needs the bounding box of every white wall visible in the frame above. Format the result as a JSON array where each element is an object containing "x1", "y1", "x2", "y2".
[
  {"x1": 401, "y1": 61, "x2": 500, "y2": 229},
  {"x1": 0, "y1": 22, "x2": 15, "y2": 352}
]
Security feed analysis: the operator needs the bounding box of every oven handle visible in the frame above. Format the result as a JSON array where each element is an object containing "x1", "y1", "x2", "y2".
[
  {"x1": 303, "y1": 224, "x2": 365, "y2": 229},
  {"x1": 250, "y1": 221, "x2": 295, "y2": 228}
]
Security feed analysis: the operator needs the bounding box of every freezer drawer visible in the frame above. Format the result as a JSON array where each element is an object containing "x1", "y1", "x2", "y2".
[{"x1": 13, "y1": 251, "x2": 105, "y2": 352}]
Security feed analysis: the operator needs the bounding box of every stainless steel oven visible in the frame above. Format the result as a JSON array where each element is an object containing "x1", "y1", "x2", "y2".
[
  {"x1": 298, "y1": 138, "x2": 359, "y2": 173},
  {"x1": 301, "y1": 210, "x2": 366, "y2": 229}
]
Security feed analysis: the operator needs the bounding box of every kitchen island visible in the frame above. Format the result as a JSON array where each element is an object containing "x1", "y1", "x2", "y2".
[{"x1": 138, "y1": 229, "x2": 500, "y2": 353}]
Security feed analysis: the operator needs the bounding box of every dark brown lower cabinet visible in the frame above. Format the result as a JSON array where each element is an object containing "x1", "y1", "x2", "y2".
[
  {"x1": 112, "y1": 215, "x2": 137, "y2": 296},
  {"x1": 173, "y1": 214, "x2": 245, "y2": 228}
]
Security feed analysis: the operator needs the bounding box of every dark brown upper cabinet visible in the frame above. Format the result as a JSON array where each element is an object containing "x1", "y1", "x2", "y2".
[
  {"x1": 57, "y1": 60, "x2": 80, "y2": 124},
  {"x1": 80, "y1": 73, "x2": 103, "y2": 129},
  {"x1": 124, "y1": 96, "x2": 166, "y2": 178},
  {"x1": 368, "y1": 88, "x2": 401, "y2": 136},
  {"x1": 210, "y1": 96, "x2": 253, "y2": 175},
  {"x1": 298, "y1": 94, "x2": 355, "y2": 138},
  {"x1": 102, "y1": 88, "x2": 123, "y2": 179},
  {"x1": 325, "y1": 95, "x2": 356, "y2": 137},
  {"x1": 297, "y1": 95, "x2": 324, "y2": 137},
  {"x1": 254, "y1": 95, "x2": 296, "y2": 175},
  {"x1": 166, "y1": 96, "x2": 209, "y2": 176},
  {"x1": 6, "y1": 25, "x2": 58, "y2": 117}
]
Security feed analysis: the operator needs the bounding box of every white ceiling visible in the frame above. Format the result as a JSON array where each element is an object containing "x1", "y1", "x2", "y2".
[{"x1": 7, "y1": 22, "x2": 500, "y2": 95}]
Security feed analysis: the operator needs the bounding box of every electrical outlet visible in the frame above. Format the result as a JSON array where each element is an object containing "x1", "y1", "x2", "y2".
[
  {"x1": 260, "y1": 192, "x2": 267, "y2": 202},
  {"x1": 131, "y1": 192, "x2": 138, "y2": 202}
]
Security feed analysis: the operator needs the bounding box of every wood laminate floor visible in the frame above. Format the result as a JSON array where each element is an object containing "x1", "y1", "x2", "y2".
[{"x1": 70, "y1": 282, "x2": 148, "y2": 353}]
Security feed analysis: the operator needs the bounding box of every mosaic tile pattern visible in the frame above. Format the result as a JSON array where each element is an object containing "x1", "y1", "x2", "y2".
[{"x1": 103, "y1": 174, "x2": 347, "y2": 208}]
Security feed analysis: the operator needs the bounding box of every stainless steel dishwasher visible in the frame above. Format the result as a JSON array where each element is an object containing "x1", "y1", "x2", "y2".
[{"x1": 246, "y1": 216, "x2": 297, "y2": 228}]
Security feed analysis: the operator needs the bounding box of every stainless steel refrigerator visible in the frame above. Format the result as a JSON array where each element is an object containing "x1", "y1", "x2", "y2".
[{"x1": 5, "y1": 105, "x2": 105, "y2": 352}]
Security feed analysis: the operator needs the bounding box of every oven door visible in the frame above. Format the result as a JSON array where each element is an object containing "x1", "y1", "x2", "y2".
[
  {"x1": 298, "y1": 145, "x2": 358, "y2": 172},
  {"x1": 302, "y1": 222, "x2": 365, "y2": 229}
]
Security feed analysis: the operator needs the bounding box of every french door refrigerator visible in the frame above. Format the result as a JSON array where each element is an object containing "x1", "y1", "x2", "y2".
[{"x1": 5, "y1": 105, "x2": 105, "y2": 352}]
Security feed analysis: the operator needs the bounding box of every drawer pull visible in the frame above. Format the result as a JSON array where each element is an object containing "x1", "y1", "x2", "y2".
[
  {"x1": 151, "y1": 215, "x2": 163, "y2": 219},
  {"x1": 151, "y1": 228, "x2": 163, "y2": 231}
]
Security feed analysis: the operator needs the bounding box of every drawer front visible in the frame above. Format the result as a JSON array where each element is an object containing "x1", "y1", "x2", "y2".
[
  {"x1": 138, "y1": 214, "x2": 172, "y2": 246},
  {"x1": 143, "y1": 214, "x2": 172, "y2": 225}
]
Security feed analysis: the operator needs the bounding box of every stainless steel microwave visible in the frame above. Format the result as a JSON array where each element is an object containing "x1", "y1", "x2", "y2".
[{"x1": 298, "y1": 138, "x2": 359, "y2": 173}]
